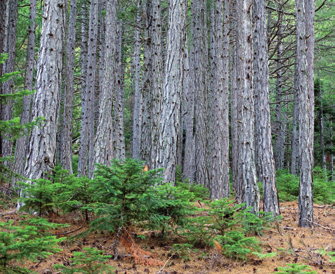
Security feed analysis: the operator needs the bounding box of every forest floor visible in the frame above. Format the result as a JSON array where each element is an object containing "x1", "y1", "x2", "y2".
[{"x1": 1, "y1": 201, "x2": 335, "y2": 274}]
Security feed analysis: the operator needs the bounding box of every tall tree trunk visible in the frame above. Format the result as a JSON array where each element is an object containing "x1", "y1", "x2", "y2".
[
  {"x1": 253, "y1": 0, "x2": 279, "y2": 216},
  {"x1": 114, "y1": 21, "x2": 126, "y2": 160},
  {"x1": 87, "y1": 0, "x2": 99, "y2": 178},
  {"x1": 140, "y1": 0, "x2": 152, "y2": 165},
  {"x1": 150, "y1": 0, "x2": 163, "y2": 169},
  {"x1": 291, "y1": 72, "x2": 300, "y2": 176},
  {"x1": 156, "y1": 0, "x2": 186, "y2": 183},
  {"x1": 0, "y1": 0, "x2": 7, "y2": 75},
  {"x1": 78, "y1": 2, "x2": 89, "y2": 176},
  {"x1": 210, "y1": 0, "x2": 229, "y2": 199},
  {"x1": 236, "y1": 0, "x2": 259, "y2": 213},
  {"x1": 24, "y1": 0, "x2": 65, "y2": 180},
  {"x1": 94, "y1": 0, "x2": 117, "y2": 166},
  {"x1": 1, "y1": 0, "x2": 18, "y2": 165},
  {"x1": 330, "y1": 120, "x2": 333, "y2": 181},
  {"x1": 61, "y1": 0, "x2": 77, "y2": 173},
  {"x1": 296, "y1": 0, "x2": 313, "y2": 227},
  {"x1": 183, "y1": 40, "x2": 195, "y2": 184},
  {"x1": 132, "y1": 1, "x2": 142, "y2": 160},
  {"x1": 274, "y1": 10, "x2": 285, "y2": 170},
  {"x1": 12, "y1": 0, "x2": 36, "y2": 180},
  {"x1": 230, "y1": 0, "x2": 238, "y2": 194},
  {"x1": 193, "y1": 0, "x2": 208, "y2": 187}
]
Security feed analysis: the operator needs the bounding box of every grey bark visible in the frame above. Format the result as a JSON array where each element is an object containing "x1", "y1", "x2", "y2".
[
  {"x1": 24, "y1": 0, "x2": 64, "y2": 180},
  {"x1": 12, "y1": 0, "x2": 37, "y2": 178},
  {"x1": 183, "y1": 43, "x2": 195, "y2": 184},
  {"x1": 330, "y1": 120, "x2": 333, "y2": 181},
  {"x1": 87, "y1": 0, "x2": 99, "y2": 178},
  {"x1": 296, "y1": 0, "x2": 314, "y2": 227},
  {"x1": 0, "y1": 0, "x2": 7, "y2": 76},
  {"x1": 291, "y1": 73, "x2": 300, "y2": 176},
  {"x1": 230, "y1": 0, "x2": 238, "y2": 194},
  {"x1": 156, "y1": 0, "x2": 186, "y2": 183},
  {"x1": 77, "y1": 2, "x2": 89, "y2": 176},
  {"x1": 114, "y1": 21, "x2": 126, "y2": 160},
  {"x1": 94, "y1": 0, "x2": 117, "y2": 166},
  {"x1": 1, "y1": 0, "x2": 18, "y2": 164},
  {"x1": 236, "y1": 0, "x2": 259, "y2": 213},
  {"x1": 61, "y1": 0, "x2": 77, "y2": 173},
  {"x1": 140, "y1": 0, "x2": 152, "y2": 165},
  {"x1": 150, "y1": 0, "x2": 163, "y2": 169},
  {"x1": 97, "y1": 0, "x2": 105, "y2": 123},
  {"x1": 253, "y1": 0, "x2": 279, "y2": 216},
  {"x1": 210, "y1": 0, "x2": 230, "y2": 199},
  {"x1": 274, "y1": 10, "x2": 285, "y2": 170},
  {"x1": 132, "y1": 1, "x2": 142, "y2": 160},
  {"x1": 192, "y1": 0, "x2": 208, "y2": 187}
]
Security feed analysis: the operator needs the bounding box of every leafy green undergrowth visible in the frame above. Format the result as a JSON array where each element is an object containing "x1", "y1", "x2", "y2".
[
  {"x1": 263, "y1": 168, "x2": 335, "y2": 204},
  {"x1": 0, "y1": 218, "x2": 66, "y2": 274},
  {"x1": 273, "y1": 263, "x2": 317, "y2": 274}
]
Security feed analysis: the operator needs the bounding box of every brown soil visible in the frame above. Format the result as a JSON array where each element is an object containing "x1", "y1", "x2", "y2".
[{"x1": 1, "y1": 201, "x2": 334, "y2": 274}]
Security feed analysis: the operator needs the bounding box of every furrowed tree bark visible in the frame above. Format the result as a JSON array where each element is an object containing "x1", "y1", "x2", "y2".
[
  {"x1": 12, "y1": 0, "x2": 36, "y2": 180},
  {"x1": 230, "y1": 0, "x2": 239, "y2": 194},
  {"x1": 150, "y1": 0, "x2": 163, "y2": 169},
  {"x1": 94, "y1": 0, "x2": 117, "y2": 166},
  {"x1": 140, "y1": 0, "x2": 152, "y2": 166},
  {"x1": 210, "y1": 0, "x2": 230, "y2": 199},
  {"x1": 296, "y1": 0, "x2": 313, "y2": 227},
  {"x1": 61, "y1": 0, "x2": 77, "y2": 173},
  {"x1": 114, "y1": 21, "x2": 126, "y2": 161},
  {"x1": 1, "y1": 0, "x2": 18, "y2": 166},
  {"x1": 236, "y1": 0, "x2": 259, "y2": 214},
  {"x1": 253, "y1": 0, "x2": 279, "y2": 216},
  {"x1": 274, "y1": 9, "x2": 285, "y2": 170},
  {"x1": 87, "y1": 0, "x2": 99, "y2": 178},
  {"x1": 78, "y1": 1, "x2": 89, "y2": 177},
  {"x1": 192, "y1": 0, "x2": 209, "y2": 187},
  {"x1": 24, "y1": 0, "x2": 65, "y2": 180},
  {"x1": 0, "y1": 0, "x2": 7, "y2": 76},
  {"x1": 183, "y1": 40, "x2": 195, "y2": 185},
  {"x1": 132, "y1": 0, "x2": 142, "y2": 160},
  {"x1": 156, "y1": 0, "x2": 186, "y2": 183}
]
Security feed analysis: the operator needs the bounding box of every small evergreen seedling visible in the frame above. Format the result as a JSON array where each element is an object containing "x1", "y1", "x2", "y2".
[
  {"x1": 54, "y1": 247, "x2": 114, "y2": 274},
  {"x1": 273, "y1": 263, "x2": 317, "y2": 274},
  {"x1": 0, "y1": 220, "x2": 65, "y2": 274}
]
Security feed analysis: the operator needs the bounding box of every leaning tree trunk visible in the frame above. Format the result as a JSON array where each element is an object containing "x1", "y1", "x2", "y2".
[
  {"x1": 24, "y1": 0, "x2": 64, "y2": 180},
  {"x1": 296, "y1": 0, "x2": 314, "y2": 227},
  {"x1": 253, "y1": 0, "x2": 279, "y2": 216},
  {"x1": 61, "y1": 0, "x2": 77, "y2": 173},
  {"x1": 210, "y1": 0, "x2": 229, "y2": 199},
  {"x1": 236, "y1": 0, "x2": 259, "y2": 214},
  {"x1": 1, "y1": 0, "x2": 18, "y2": 166},
  {"x1": 156, "y1": 0, "x2": 186, "y2": 183},
  {"x1": 94, "y1": 0, "x2": 117, "y2": 166},
  {"x1": 12, "y1": 0, "x2": 37, "y2": 180}
]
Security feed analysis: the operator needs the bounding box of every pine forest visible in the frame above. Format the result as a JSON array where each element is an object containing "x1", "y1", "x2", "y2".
[{"x1": 0, "y1": 0, "x2": 334, "y2": 273}]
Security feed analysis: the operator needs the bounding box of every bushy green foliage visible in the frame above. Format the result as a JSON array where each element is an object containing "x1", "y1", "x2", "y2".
[
  {"x1": 215, "y1": 231, "x2": 261, "y2": 261},
  {"x1": 276, "y1": 169, "x2": 334, "y2": 204},
  {"x1": 170, "y1": 243, "x2": 198, "y2": 262},
  {"x1": 87, "y1": 158, "x2": 168, "y2": 233},
  {"x1": 273, "y1": 263, "x2": 316, "y2": 274},
  {"x1": 18, "y1": 167, "x2": 94, "y2": 220},
  {"x1": 0, "y1": 54, "x2": 41, "y2": 188},
  {"x1": 54, "y1": 247, "x2": 114, "y2": 274},
  {"x1": 0, "y1": 219, "x2": 66, "y2": 274}
]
